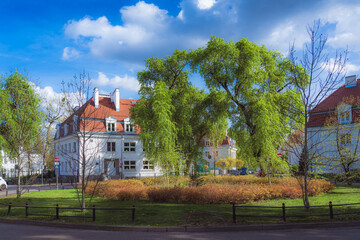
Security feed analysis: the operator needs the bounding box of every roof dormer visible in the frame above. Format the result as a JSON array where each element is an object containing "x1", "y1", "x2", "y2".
[
  {"x1": 105, "y1": 116, "x2": 117, "y2": 132},
  {"x1": 338, "y1": 103, "x2": 352, "y2": 124}
]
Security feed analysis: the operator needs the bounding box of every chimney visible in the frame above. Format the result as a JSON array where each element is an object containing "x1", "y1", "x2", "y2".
[
  {"x1": 345, "y1": 75, "x2": 357, "y2": 88},
  {"x1": 93, "y1": 88, "x2": 99, "y2": 108},
  {"x1": 111, "y1": 88, "x2": 120, "y2": 112}
]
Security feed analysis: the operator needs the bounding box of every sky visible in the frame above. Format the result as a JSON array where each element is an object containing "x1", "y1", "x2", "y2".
[{"x1": 1, "y1": 0, "x2": 360, "y2": 101}]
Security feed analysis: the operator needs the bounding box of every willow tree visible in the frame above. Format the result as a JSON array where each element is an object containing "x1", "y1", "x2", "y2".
[
  {"x1": 131, "y1": 49, "x2": 229, "y2": 175},
  {"x1": 193, "y1": 36, "x2": 305, "y2": 177},
  {"x1": 0, "y1": 70, "x2": 43, "y2": 198}
]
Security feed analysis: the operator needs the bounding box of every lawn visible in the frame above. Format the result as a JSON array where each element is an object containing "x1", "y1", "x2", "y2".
[{"x1": 0, "y1": 185, "x2": 360, "y2": 226}]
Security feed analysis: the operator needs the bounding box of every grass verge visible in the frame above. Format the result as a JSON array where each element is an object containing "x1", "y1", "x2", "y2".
[{"x1": 0, "y1": 185, "x2": 359, "y2": 226}]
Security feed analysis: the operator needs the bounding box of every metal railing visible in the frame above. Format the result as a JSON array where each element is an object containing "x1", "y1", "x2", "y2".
[
  {"x1": 0, "y1": 202, "x2": 135, "y2": 223},
  {"x1": 232, "y1": 201, "x2": 360, "y2": 223}
]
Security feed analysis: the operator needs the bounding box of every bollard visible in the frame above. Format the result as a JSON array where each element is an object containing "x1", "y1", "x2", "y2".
[
  {"x1": 7, "y1": 202, "x2": 12, "y2": 216},
  {"x1": 25, "y1": 203, "x2": 29, "y2": 217},
  {"x1": 132, "y1": 205, "x2": 135, "y2": 223},
  {"x1": 92, "y1": 205, "x2": 96, "y2": 222},
  {"x1": 56, "y1": 204, "x2": 59, "y2": 219},
  {"x1": 6, "y1": 189, "x2": 8, "y2": 197},
  {"x1": 282, "y1": 203, "x2": 286, "y2": 222},
  {"x1": 232, "y1": 202, "x2": 236, "y2": 223},
  {"x1": 38, "y1": 187, "x2": 40, "y2": 192},
  {"x1": 329, "y1": 201, "x2": 334, "y2": 219}
]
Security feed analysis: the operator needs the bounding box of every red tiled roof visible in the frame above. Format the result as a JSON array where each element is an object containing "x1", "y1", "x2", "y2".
[
  {"x1": 56, "y1": 96, "x2": 138, "y2": 138},
  {"x1": 200, "y1": 136, "x2": 236, "y2": 146},
  {"x1": 308, "y1": 80, "x2": 360, "y2": 127}
]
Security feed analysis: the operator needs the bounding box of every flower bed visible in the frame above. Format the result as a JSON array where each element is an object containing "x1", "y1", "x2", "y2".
[{"x1": 86, "y1": 176, "x2": 334, "y2": 204}]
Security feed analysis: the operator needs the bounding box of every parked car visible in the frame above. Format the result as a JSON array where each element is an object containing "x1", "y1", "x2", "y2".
[
  {"x1": 239, "y1": 167, "x2": 247, "y2": 175},
  {"x1": 229, "y1": 170, "x2": 239, "y2": 175},
  {"x1": 0, "y1": 177, "x2": 7, "y2": 191}
]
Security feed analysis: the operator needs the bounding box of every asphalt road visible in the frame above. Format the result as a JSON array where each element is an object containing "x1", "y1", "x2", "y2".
[
  {"x1": 0, "y1": 223, "x2": 359, "y2": 240},
  {"x1": 0, "y1": 184, "x2": 73, "y2": 197}
]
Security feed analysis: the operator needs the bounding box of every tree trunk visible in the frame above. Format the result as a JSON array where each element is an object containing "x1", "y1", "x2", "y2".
[{"x1": 16, "y1": 159, "x2": 21, "y2": 199}]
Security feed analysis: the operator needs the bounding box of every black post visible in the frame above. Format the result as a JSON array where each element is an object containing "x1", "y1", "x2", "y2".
[
  {"x1": 38, "y1": 187, "x2": 40, "y2": 192},
  {"x1": 7, "y1": 202, "x2": 12, "y2": 216},
  {"x1": 232, "y1": 202, "x2": 236, "y2": 223},
  {"x1": 56, "y1": 204, "x2": 59, "y2": 219},
  {"x1": 132, "y1": 205, "x2": 135, "y2": 224},
  {"x1": 6, "y1": 189, "x2": 8, "y2": 197},
  {"x1": 282, "y1": 203, "x2": 286, "y2": 222},
  {"x1": 25, "y1": 203, "x2": 29, "y2": 217},
  {"x1": 92, "y1": 205, "x2": 96, "y2": 222},
  {"x1": 329, "y1": 201, "x2": 333, "y2": 219}
]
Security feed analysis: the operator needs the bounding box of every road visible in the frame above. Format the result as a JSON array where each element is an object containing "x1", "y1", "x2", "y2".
[
  {"x1": 0, "y1": 184, "x2": 73, "y2": 197},
  {"x1": 0, "y1": 223, "x2": 359, "y2": 240}
]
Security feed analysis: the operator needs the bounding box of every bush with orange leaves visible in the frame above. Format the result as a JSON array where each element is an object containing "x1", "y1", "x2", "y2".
[{"x1": 86, "y1": 177, "x2": 334, "y2": 204}]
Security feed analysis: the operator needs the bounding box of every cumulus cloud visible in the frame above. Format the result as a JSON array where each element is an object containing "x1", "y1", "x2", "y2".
[
  {"x1": 94, "y1": 72, "x2": 140, "y2": 92},
  {"x1": 63, "y1": 0, "x2": 360, "y2": 67},
  {"x1": 197, "y1": 0, "x2": 217, "y2": 10},
  {"x1": 62, "y1": 47, "x2": 80, "y2": 60}
]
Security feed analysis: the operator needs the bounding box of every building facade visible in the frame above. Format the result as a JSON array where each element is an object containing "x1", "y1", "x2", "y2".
[
  {"x1": 307, "y1": 75, "x2": 360, "y2": 172},
  {"x1": 54, "y1": 88, "x2": 239, "y2": 180}
]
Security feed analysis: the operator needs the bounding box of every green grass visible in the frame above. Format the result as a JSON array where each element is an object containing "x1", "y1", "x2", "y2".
[{"x1": 1, "y1": 185, "x2": 360, "y2": 226}]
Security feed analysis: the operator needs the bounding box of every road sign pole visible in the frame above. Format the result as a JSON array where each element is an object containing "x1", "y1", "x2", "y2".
[{"x1": 56, "y1": 166, "x2": 59, "y2": 190}]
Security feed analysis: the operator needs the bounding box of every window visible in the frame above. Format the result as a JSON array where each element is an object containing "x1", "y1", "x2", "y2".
[
  {"x1": 107, "y1": 123, "x2": 115, "y2": 132},
  {"x1": 205, "y1": 139, "x2": 210, "y2": 146},
  {"x1": 64, "y1": 124, "x2": 68, "y2": 135},
  {"x1": 340, "y1": 111, "x2": 350, "y2": 123},
  {"x1": 125, "y1": 123, "x2": 134, "y2": 132},
  {"x1": 124, "y1": 160, "x2": 136, "y2": 170},
  {"x1": 340, "y1": 133, "x2": 351, "y2": 145},
  {"x1": 68, "y1": 143, "x2": 71, "y2": 153},
  {"x1": 143, "y1": 160, "x2": 154, "y2": 170},
  {"x1": 73, "y1": 142, "x2": 76, "y2": 152},
  {"x1": 124, "y1": 142, "x2": 136, "y2": 152},
  {"x1": 205, "y1": 151, "x2": 211, "y2": 159},
  {"x1": 61, "y1": 145, "x2": 63, "y2": 155},
  {"x1": 64, "y1": 144, "x2": 67, "y2": 153},
  {"x1": 107, "y1": 142, "x2": 116, "y2": 152},
  {"x1": 338, "y1": 104, "x2": 352, "y2": 124}
]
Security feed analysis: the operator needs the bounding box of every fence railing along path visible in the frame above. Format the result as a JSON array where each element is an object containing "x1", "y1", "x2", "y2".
[
  {"x1": 0, "y1": 202, "x2": 135, "y2": 223},
  {"x1": 232, "y1": 201, "x2": 360, "y2": 223}
]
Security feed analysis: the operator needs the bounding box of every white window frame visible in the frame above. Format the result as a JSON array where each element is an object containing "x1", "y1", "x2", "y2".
[
  {"x1": 124, "y1": 142, "x2": 136, "y2": 152},
  {"x1": 142, "y1": 160, "x2": 154, "y2": 170},
  {"x1": 338, "y1": 104, "x2": 352, "y2": 124},
  {"x1": 124, "y1": 160, "x2": 136, "y2": 170},
  {"x1": 124, "y1": 118, "x2": 135, "y2": 133},
  {"x1": 105, "y1": 116, "x2": 117, "y2": 132},
  {"x1": 340, "y1": 133, "x2": 351, "y2": 145},
  {"x1": 107, "y1": 142, "x2": 116, "y2": 152}
]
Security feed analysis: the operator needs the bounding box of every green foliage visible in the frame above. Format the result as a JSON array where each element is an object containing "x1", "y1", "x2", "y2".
[
  {"x1": 193, "y1": 36, "x2": 305, "y2": 172},
  {"x1": 131, "y1": 49, "x2": 229, "y2": 174},
  {"x1": 0, "y1": 70, "x2": 43, "y2": 198},
  {"x1": 0, "y1": 70, "x2": 43, "y2": 157}
]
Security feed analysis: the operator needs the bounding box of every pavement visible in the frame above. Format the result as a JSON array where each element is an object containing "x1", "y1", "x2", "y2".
[
  {"x1": 0, "y1": 183, "x2": 73, "y2": 197},
  {"x1": 0, "y1": 221, "x2": 360, "y2": 240}
]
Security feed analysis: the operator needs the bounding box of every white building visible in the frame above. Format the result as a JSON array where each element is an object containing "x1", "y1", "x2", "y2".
[
  {"x1": 306, "y1": 75, "x2": 360, "y2": 173},
  {"x1": 202, "y1": 136, "x2": 237, "y2": 172},
  {"x1": 54, "y1": 88, "x2": 162, "y2": 180},
  {"x1": 0, "y1": 149, "x2": 43, "y2": 178},
  {"x1": 54, "y1": 88, "x2": 239, "y2": 180}
]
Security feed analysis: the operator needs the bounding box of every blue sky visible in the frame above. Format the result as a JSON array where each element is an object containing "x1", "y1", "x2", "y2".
[{"x1": 1, "y1": 0, "x2": 360, "y2": 100}]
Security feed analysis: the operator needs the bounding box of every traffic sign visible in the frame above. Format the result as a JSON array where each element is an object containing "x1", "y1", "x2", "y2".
[
  {"x1": 54, "y1": 158, "x2": 59, "y2": 162},
  {"x1": 55, "y1": 162, "x2": 59, "y2": 166},
  {"x1": 54, "y1": 165, "x2": 59, "y2": 169},
  {"x1": 277, "y1": 153, "x2": 282, "y2": 158}
]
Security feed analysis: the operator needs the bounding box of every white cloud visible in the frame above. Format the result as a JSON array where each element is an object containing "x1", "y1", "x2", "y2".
[
  {"x1": 94, "y1": 72, "x2": 140, "y2": 92},
  {"x1": 197, "y1": 0, "x2": 217, "y2": 10},
  {"x1": 345, "y1": 62, "x2": 360, "y2": 75},
  {"x1": 62, "y1": 47, "x2": 80, "y2": 60}
]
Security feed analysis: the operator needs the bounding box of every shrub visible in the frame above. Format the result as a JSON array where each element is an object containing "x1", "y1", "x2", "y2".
[{"x1": 87, "y1": 177, "x2": 334, "y2": 204}]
